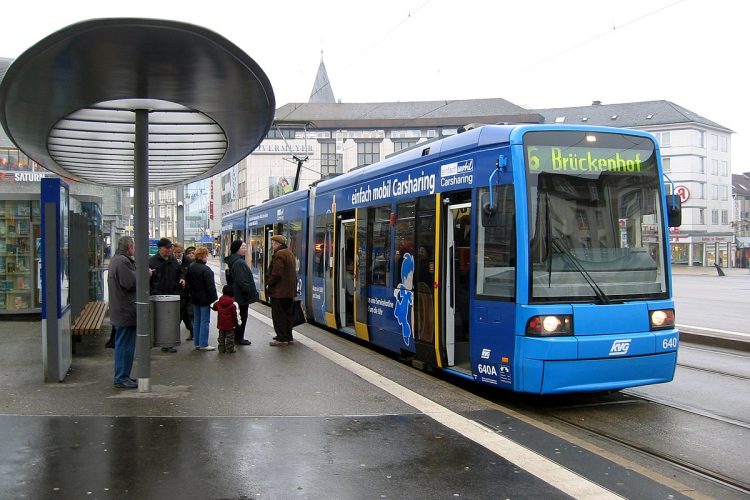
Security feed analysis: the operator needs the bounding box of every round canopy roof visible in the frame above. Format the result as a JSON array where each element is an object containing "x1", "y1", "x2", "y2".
[{"x1": 0, "y1": 18, "x2": 275, "y2": 187}]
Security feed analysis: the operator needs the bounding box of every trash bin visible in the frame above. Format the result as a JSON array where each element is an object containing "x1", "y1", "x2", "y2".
[{"x1": 150, "y1": 295, "x2": 181, "y2": 347}]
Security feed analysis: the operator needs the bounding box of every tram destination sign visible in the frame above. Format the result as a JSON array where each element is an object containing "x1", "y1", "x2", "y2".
[{"x1": 526, "y1": 146, "x2": 655, "y2": 175}]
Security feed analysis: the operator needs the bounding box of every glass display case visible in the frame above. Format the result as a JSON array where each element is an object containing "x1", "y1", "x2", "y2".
[
  {"x1": 81, "y1": 202, "x2": 103, "y2": 301},
  {"x1": 0, "y1": 200, "x2": 41, "y2": 312}
]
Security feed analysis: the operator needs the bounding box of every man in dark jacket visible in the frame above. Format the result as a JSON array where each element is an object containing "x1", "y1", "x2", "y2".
[
  {"x1": 266, "y1": 235, "x2": 297, "y2": 346},
  {"x1": 108, "y1": 236, "x2": 138, "y2": 388},
  {"x1": 224, "y1": 240, "x2": 258, "y2": 346},
  {"x1": 148, "y1": 237, "x2": 182, "y2": 352}
]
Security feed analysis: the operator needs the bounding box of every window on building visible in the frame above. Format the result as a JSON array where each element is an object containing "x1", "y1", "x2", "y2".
[
  {"x1": 711, "y1": 134, "x2": 718, "y2": 150},
  {"x1": 696, "y1": 130, "x2": 705, "y2": 148},
  {"x1": 722, "y1": 210, "x2": 728, "y2": 224},
  {"x1": 393, "y1": 140, "x2": 417, "y2": 153},
  {"x1": 711, "y1": 184, "x2": 718, "y2": 200},
  {"x1": 653, "y1": 131, "x2": 671, "y2": 146},
  {"x1": 699, "y1": 208, "x2": 705, "y2": 225},
  {"x1": 695, "y1": 183, "x2": 704, "y2": 199},
  {"x1": 221, "y1": 173, "x2": 232, "y2": 205},
  {"x1": 721, "y1": 185, "x2": 728, "y2": 201},
  {"x1": 720, "y1": 161, "x2": 728, "y2": 176},
  {"x1": 720, "y1": 136, "x2": 728, "y2": 152},
  {"x1": 266, "y1": 128, "x2": 296, "y2": 140},
  {"x1": 320, "y1": 141, "x2": 341, "y2": 177},
  {"x1": 238, "y1": 167, "x2": 247, "y2": 198},
  {"x1": 357, "y1": 141, "x2": 380, "y2": 167},
  {"x1": 712, "y1": 209, "x2": 719, "y2": 224},
  {"x1": 662, "y1": 157, "x2": 671, "y2": 172},
  {"x1": 711, "y1": 159, "x2": 718, "y2": 175},
  {"x1": 697, "y1": 157, "x2": 705, "y2": 174}
]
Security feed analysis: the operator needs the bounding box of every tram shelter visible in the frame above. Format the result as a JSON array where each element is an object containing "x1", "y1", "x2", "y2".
[{"x1": 0, "y1": 18, "x2": 275, "y2": 389}]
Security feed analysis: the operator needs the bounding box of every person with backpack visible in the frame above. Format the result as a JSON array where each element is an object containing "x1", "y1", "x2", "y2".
[
  {"x1": 211, "y1": 285, "x2": 242, "y2": 353},
  {"x1": 224, "y1": 240, "x2": 258, "y2": 346}
]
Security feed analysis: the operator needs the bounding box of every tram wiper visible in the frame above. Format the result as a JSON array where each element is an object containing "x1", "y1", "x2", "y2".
[{"x1": 550, "y1": 237, "x2": 611, "y2": 305}]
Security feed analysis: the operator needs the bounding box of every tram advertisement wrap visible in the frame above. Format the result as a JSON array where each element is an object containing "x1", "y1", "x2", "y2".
[{"x1": 347, "y1": 158, "x2": 475, "y2": 209}]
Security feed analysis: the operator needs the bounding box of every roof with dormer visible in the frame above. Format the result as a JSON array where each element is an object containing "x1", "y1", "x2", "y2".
[{"x1": 533, "y1": 100, "x2": 732, "y2": 132}]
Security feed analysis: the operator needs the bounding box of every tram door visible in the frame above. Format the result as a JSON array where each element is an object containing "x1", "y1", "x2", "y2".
[
  {"x1": 338, "y1": 218, "x2": 356, "y2": 331},
  {"x1": 445, "y1": 203, "x2": 472, "y2": 368},
  {"x1": 263, "y1": 226, "x2": 274, "y2": 294}
]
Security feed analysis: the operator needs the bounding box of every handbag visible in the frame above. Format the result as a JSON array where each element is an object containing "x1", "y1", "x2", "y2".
[{"x1": 292, "y1": 300, "x2": 306, "y2": 327}]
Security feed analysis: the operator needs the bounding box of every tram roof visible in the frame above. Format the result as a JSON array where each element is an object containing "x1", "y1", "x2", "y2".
[
  {"x1": 314, "y1": 125, "x2": 516, "y2": 194},
  {"x1": 0, "y1": 18, "x2": 275, "y2": 187},
  {"x1": 247, "y1": 187, "x2": 309, "y2": 214}
]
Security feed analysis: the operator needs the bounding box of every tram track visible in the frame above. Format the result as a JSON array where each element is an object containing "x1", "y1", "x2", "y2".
[
  {"x1": 675, "y1": 362, "x2": 750, "y2": 382},
  {"x1": 483, "y1": 383, "x2": 750, "y2": 498},
  {"x1": 540, "y1": 406, "x2": 750, "y2": 497},
  {"x1": 622, "y1": 389, "x2": 750, "y2": 429}
]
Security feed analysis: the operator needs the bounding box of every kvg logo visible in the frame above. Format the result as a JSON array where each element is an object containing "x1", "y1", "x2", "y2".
[{"x1": 609, "y1": 339, "x2": 632, "y2": 356}]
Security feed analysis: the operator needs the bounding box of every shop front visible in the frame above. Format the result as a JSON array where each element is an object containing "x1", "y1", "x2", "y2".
[{"x1": 670, "y1": 231, "x2": 733, "y2": 268}]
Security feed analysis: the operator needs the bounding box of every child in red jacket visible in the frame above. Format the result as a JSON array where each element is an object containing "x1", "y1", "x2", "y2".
[{"x1": 211, "y1": 285, "x2": 242, "y2": 353}]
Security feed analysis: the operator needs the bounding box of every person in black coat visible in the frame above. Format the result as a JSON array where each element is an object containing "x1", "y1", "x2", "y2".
[
  {"x1": 173, "y1": 243, "x2": 195, "y2": 340},
  {"x1": 224, "y1": 240, "x2": 258, "y2": 346},
  {"x1": 186, "y1": 247, "x2": 218, "y2": 351},
  {"x1": 148, "y1": 237, "x2": 183, "y2": 352}
]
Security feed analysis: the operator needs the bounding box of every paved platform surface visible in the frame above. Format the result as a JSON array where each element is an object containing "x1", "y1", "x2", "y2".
[{"x1": 1, "y1": 309, "x2": 706, "y2": 499}]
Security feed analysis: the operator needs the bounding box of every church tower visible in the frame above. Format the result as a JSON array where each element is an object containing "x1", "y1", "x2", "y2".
[{"x1": 309, "y1": 52, "x2": 336, "y2": 103}]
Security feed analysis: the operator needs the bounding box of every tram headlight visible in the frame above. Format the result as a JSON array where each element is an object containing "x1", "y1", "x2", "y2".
[
  {"x1": 526, "y1": 315, "x2": 573, "y2": 337},
  {"x1": 649, "y1": 309, "x2": 675, "y2": 330}
]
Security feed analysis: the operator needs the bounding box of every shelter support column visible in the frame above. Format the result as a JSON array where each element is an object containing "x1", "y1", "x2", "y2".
[
  {"x1": 134, "y1": 109, "x2": 152, "y2": 392},
  {"x1": 176, "y1": 184, "x2": 184, "y2": 243}
]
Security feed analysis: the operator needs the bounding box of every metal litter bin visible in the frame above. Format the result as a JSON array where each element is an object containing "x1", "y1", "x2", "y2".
[{"x1": 150, "y1": 295, "x2": 181, "y2": 347}]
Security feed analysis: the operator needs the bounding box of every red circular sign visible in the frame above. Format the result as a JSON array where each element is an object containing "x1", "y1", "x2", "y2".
[{"x1": 675, "y1": 185, "x2": 690, "y2": 203}]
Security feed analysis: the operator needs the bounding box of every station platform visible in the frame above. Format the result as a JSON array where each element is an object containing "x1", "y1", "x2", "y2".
[{"x1": 0, "y1": 301, "x2": 726, "y2": 500}]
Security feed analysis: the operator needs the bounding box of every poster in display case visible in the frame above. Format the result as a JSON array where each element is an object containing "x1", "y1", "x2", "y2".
[{"x1": 0, "y1": 200, "x2": 39, "y2": 313}]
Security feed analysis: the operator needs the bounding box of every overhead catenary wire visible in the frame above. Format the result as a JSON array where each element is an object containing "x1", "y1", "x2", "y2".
[{"x1": 239, "y1": 0, "x2": 687, "y2": 202}]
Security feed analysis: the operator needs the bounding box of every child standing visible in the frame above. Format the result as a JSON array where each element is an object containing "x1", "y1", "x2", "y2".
[{"x1": 211, "y1": 285, "x2": 242, "y2": 353}]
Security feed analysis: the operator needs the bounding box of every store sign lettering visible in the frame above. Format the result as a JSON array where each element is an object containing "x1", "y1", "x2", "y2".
[{"x1": 0, "y1": 171, "x2": 49, "y2": 183}]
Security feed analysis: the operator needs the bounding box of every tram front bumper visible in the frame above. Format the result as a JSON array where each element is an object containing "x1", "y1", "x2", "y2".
[{"x1": 518, "y1": 329, "x2": 679, "y2": 394}]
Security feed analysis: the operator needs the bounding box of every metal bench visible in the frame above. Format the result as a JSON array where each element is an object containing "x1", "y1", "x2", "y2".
[{"x1": 71, "y1": 301, "x2": 108, "y2": 336}]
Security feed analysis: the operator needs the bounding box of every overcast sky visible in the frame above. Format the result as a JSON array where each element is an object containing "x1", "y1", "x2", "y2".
[{"x1": 2, "y1": 0, "x2": 747, "y2": 173}]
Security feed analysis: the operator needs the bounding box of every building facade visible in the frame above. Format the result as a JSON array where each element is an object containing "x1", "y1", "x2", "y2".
[{"x1": 216, "y1": 60, "x2": 735, "y2": 267}]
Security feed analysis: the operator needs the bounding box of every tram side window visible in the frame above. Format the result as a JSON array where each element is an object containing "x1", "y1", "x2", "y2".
[
  {"x1": 313, "y1": 216, "x2": 327, "y2": 278},
  {"x1": 395, "y1": 202, "x2": 416, "y2": 283},
  {"x1": 249, "y1": 227, "x2": 262, "y2": 270},
  {"x1": 273, "y1": 223, "x2": 287, "y2": 240},
  {"x1": 370, "y1": 206, "x2": 391, "y2": 286},
  {"x1": 477, "y1": 186, "x2": 516, "y2": 299},
  {"x1": 289, "y1": 220, "x2": 303, "y2": 286}
]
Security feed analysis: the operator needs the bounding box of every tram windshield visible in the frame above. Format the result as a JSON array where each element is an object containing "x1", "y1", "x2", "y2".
[{"x1": 525, "y1": 130, "x2": 667, "y2": 303}]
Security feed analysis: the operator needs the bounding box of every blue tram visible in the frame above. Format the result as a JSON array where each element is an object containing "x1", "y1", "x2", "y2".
[{"x1": 225, "y1": 124, "x2": 682, "y2": 394}]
